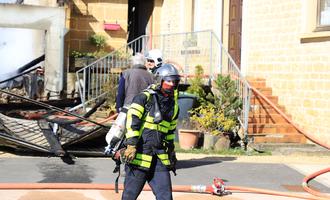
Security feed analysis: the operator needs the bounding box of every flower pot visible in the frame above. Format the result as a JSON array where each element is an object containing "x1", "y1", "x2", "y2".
[
  {"x1": 203, "y1": 133, "x2": 219, "y2": 150},
  {"x1": 178, "y1": 129, "x2": 200, "y2": 150}
]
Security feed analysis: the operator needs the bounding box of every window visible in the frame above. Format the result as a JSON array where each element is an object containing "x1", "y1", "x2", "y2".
[{"x1": 316, "y1": 0, "x2": 330, "y2": 31}]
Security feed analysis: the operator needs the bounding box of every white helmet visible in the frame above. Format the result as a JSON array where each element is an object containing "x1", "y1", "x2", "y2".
[{"x1": 145, "y1": 49, "x2": 163, "y2": 67}]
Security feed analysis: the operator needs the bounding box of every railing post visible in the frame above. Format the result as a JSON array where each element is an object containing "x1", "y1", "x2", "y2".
[
  {"x1": 243, "y1": 85, "x2": 251, "y2": 145},
  {"x1": 209, "y1": 31, "x2": 213, "y2": 86},
  {"x1": 184, "y1": 32, "x2": 188, "y2": 84},
  {"x1": 82, "y1": 69, "x2": 86, "y2": 111}
]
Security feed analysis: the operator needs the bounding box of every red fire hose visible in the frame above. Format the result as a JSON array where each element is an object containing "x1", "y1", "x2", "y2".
[
  {"x1": 0, "y1": 178, "x2": 328, "y2": 200},
  {"x1": 302, "y1": 167, "x2": 330, "y2": 199}
]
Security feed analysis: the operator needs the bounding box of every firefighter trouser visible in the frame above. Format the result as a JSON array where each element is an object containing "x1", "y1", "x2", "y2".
[{"x1": 121, "y1": 157, "x2": 173, "y2": 200}]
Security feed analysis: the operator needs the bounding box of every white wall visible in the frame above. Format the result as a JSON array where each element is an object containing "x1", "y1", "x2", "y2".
[
  {"x1": 0, "y1": 28, "x2": 45, "y2": 75},
  {"x1": 0, "y1": 4, "x2": 66, "y2": 97}
]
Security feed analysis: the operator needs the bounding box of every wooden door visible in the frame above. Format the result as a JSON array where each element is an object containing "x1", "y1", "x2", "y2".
[{"x1": 228, "y1": 0, "x2": 242, "y2": 68}]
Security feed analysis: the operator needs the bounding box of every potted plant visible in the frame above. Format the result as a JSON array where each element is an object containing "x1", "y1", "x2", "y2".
[
  {"x1": 190, "y1": 102, "x2": 236, "y2": 150},
  {"x1": 69, "y1": 33, "x2": 108, "y2": 72},
  {"x1": 189, "y1": 73, "x2": 242, "y2": 150},
  {"x1": 69, "y1": 50, "x2": 97, "y2": 72},
  {"x1": 176, "y1": 65, "x2": 207, "y2": 150},
  {"x1": 89, "y1": 33, "x2": 108, "y2": 58}
]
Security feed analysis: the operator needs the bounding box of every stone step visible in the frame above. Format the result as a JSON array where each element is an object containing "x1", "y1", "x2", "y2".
[
  {"x1": 248, "y1": 123, "x2": 299, "y2": 134},
  {"x1": 248, "y1": 80, "x2": 266, "y2": 88},
  {"x1": 252, "y1": 143, "x2": 330, "y2": 156},
  {"x1": 250, "y1": 95, "x2": 278, "y2": 104},
  {"x1": 250, "y1": 104, "x2": 286, "y2": 111},
  {"x1": 248, "y1": 114, "x2": 291, "y2": 123},
  {"x1": 255, "y1": 87, "x2": 273, "y2": 96},
  {"x1": 252, "y1": 134, "x2": 306, "y2": 143}
]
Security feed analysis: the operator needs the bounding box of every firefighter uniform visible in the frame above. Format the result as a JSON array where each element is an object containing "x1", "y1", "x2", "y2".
[{"x1": 122, "y1": 84, "x2": 179, "y2": 200}]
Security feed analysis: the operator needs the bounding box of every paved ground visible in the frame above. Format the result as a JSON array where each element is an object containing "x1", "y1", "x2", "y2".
[{"x1": 0, "y1": 151, "x2": 329, "y2": 200}]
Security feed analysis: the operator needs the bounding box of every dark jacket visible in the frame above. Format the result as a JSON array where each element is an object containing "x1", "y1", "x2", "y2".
[
  {"x1": 125, "y1": 85, "x2": 179, "y2": 170},
  {"x1": 116, "y1": 64, "x2": 154, "y2": 112}
]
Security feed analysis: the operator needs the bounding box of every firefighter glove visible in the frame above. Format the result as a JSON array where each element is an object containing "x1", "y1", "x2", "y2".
[{"x1": 124, "y1": 145, "x2": 136, "y2": 162}]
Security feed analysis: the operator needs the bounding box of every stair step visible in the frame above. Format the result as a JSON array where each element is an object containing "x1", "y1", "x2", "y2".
[
  {"x1": 250, "y1": 96, "x2": 278, "y2": 105},
  {"x1": 250, "y1": 104, "x2": 286, "y2": 113},
  {"x1": 248, "y1": 124, "x2": 299, "y2": 134},
  {"x1": 250, "y1": 108, "x2": 285, "y2": 115},
  {"x1": 249, "y1": 113, "x2": 292, "y2": 119},
  {"x1": 248, "y1": 113, "x2": 291, "y2": 123},
  {"x1": 248, "y1": 80, "x2": 266, "y2": 88},
  {"x1": 256, "y1": 88, "x2": 273, "y2": 95},
  {"x1": 252, "y1": 134, "x2": 306, "y2": 143}
]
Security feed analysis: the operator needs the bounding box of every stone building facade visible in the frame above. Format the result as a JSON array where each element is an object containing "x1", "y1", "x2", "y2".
[{"x1": 241, "y1": 0, "x2": 330, "y2": 142}]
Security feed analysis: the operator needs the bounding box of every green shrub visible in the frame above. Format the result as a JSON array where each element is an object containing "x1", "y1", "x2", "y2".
[
  {"x1": 186, "y1": 65, "x2": 207, "y2": 103},
  {"x1": 89, "y1": 34, "x2": 107, "y2": 49}
]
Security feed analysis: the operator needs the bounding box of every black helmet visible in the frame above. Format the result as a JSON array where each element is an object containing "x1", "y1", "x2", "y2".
[{"x1": 154, "y1": 63, "x2": 180, "y2": 84}]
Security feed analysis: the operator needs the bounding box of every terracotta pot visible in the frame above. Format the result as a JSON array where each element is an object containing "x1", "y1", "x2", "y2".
[{"x1": 178, "y1": 129, "x2": 200, "y2": 150}]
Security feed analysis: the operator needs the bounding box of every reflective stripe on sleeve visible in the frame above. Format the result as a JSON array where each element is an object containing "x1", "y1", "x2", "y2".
[{"x1": 165, "y1": 134, "x2": 175, "y2": 140}]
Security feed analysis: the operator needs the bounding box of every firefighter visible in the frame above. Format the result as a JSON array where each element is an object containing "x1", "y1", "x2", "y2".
[
  {"x1": 145, "y1": 49, "x2": 163, "y2": 74},
  {"x1": 122, "y1": 63, "x2": 180, "y2": 200}
]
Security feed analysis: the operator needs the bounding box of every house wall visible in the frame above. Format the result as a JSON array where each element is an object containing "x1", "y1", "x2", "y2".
[
  {"x1": 241, "y1": 0, "x2": 330, "y2": 142},
  {"x1": 158, "y1": 0, "x2": 222, "y2": 37},
  {"x1": 68, "y1": 0, "x2": 128, "y2": 53}
]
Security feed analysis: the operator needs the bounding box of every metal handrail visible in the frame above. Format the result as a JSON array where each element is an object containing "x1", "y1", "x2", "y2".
[{"x1": 75, "y1": 30, "x2": 252, "y2": 140}]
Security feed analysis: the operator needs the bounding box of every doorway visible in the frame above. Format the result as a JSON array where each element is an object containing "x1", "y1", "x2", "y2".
[
  {"x1": 127, "y1": 0, "x2": 154, "y2": 44},
  {"x1": 228, "y1": 0, "x2": 242, "y2": 68}
]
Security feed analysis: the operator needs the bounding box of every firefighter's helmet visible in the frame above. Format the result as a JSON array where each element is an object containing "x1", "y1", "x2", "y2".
[
  {"x1": 145, "y1": 49, "x2": 163, "y2": 67},
  {"x1": 154, "y1": 63, "x2": 180, "y2": 84}
]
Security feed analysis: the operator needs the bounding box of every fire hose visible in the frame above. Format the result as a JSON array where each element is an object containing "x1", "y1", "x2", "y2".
[
  {"x1": 0, "y1": 177, "x2": 328, "y2": 200},
  {"x1": 302, "y1": 167, "x2": 330, "y2": 199}
]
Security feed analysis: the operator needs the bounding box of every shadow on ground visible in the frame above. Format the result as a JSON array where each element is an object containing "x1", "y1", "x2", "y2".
[{"x1": 177, "y1": 156, "x2": 237, "y2": 169}]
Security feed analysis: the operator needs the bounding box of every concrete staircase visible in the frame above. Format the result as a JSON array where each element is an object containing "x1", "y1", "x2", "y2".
[{"x1": 248, "y1": 78, "x2": 307, "y2": 144}]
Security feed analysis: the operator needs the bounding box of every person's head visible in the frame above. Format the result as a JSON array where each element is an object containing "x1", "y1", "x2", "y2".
[
  {"x1": 145, "y1": 49, "x2": 163, "y2": 70},
  {"x1": 130, "y1": 53, "x2": 146, "y2": 67},
  {"x1": 154, "y1": 63, "x2": 180, "y2": 96}
]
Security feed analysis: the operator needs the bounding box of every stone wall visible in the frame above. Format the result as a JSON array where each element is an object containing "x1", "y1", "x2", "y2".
[{"x1": 241, "y1": 0, "x2": 330, "y2": 142}]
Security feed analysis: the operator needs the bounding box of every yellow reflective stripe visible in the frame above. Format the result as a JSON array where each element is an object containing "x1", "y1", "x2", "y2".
[
  {"x1": 128, "y1": 108, "x2": 143, "y2": 119},
  {"x1": 130, "y1": 103, "x2": 144, "y2": 113},
  {"x1": 143, "y1": 91, "x2": 151, "y2": 99},
  {"x1": 157, "y1": 153, "x2": 169, "y2": 160},
  {"x1": 169, "y1": 125, "x2": 176, "y2": 130},
  {"x1": 145, "y1": 115, "x2": 154, "y2": 123},
  {"x1": 160, "y1": 120, "x2": 170, "y2": 127},
  {"x1": 170, "y1": 120, "x2": 177, "y2": 126},
  {"x1": 130, "y1": 153, "x2": 152, "y2": 168},
  {"x1": 126, "y1": 130, "x2": 140, "y2": 138},
  {"x1": 169, "y1": 120, "x2": 177, "y2": 130},
  {"x1": 165, "y1": 134, "x2": 175, "y2": 140},
  {"x1": 144, "y1": 122, "x2": 168, "y2": 133},
  {"x1": 162, "y1": 160, "x2": 171, "y2": 165},
  {"x1": 157, "y1": 154, "x2": 170, "y2": 166},
  {"x1": 135, "y1": 153, "x2": 152, "y2": 161},
  {"x1": 172, "y1": 90, "x2": 179, "y2": 120},
  {"x1": 145, "y1": 116, "x2": 170, "y2": 128},
  {"x1": 130, "y1": 159, "x2": 151, "y2": 168}
]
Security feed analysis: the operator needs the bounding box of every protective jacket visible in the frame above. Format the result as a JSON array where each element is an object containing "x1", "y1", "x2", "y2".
[
  {"x1": 116, "y1": 64, "x2": 154, "y2": 112},
  {"x1": 125, "y1": 84, "x2": 179, "y2": 170}
]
